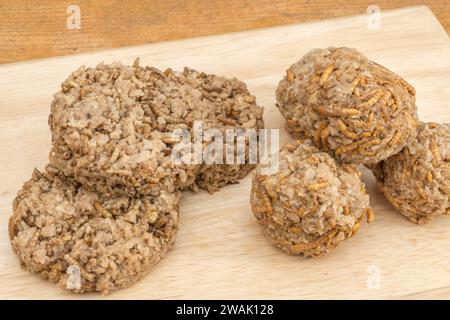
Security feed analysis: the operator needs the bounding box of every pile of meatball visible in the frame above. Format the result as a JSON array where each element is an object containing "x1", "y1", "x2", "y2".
[
  {"x1": 9, "y1": 60, "x2": 264, "y2": 293},
  {"x1": 251, "y1": 47, "x2": 449, "y2": 256}
]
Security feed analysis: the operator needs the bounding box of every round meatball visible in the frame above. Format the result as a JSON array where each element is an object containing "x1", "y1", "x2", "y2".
[
  {"x1": 9, "y1": 169, "x2": 180, "y2": 294},
  {"x1": 251, "y1": 140, "x2": 372, "y2": 257},
  {"x1": 371, "y1": 122, "x2": 450, "y2": 224},
  {"x1": 276, "y1": 47, "x2": 417, "y2": 164},
  {"x1": 49, "y1": 60, "x2": 263, "y2": 196}
]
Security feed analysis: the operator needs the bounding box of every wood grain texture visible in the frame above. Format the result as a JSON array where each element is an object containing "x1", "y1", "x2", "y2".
[
  {"x1": 0, "y1": 1, "x2": 449, "y2": 64},
  {"x1": 0, "y1": 7, "x2": 449, "y2": 299}
]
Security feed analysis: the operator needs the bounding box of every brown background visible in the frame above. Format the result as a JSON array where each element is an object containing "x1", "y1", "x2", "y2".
[{"x1": 0, "y1": 0, "x2": 449, "y2": 64}]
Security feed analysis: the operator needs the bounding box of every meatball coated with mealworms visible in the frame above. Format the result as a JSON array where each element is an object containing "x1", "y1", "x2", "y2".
[
  {"x1": 250, "y1": 140, "x2": 373, "y2": 257},
  {"x1": 371, "y1": 122, "x2": 450, "y2": 224},
  {"x1": 276, "y1": 47, "x2": 417, "y2": 164},
  {"x1": 9, "y1": 169, "x2": 180, "y2": 294},
  {"x1": 49, "y1": 60, "x2": 264, "y2": 196}
]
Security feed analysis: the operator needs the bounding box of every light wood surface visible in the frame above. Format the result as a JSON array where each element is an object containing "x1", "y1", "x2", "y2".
[
  {"x1": 0, "y1": 6, "x2": 449, "y2": 299},
  {"x1": 1, "y1": 1, "x2": 449, "y2": 64}
]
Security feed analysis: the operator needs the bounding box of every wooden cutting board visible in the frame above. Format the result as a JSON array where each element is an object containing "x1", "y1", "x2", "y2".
[{"x1": 0, "y1": 6, "x2": 449, "y2": 299}]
